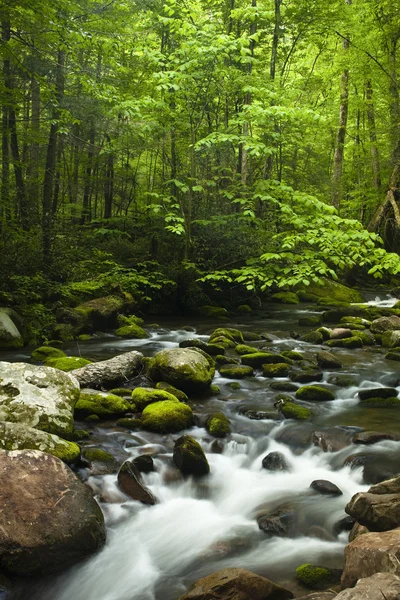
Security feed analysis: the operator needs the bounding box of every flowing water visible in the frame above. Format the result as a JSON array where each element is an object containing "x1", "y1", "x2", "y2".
[{"x1": 3, "y1": 299, "x2": 400, "y2": 599}]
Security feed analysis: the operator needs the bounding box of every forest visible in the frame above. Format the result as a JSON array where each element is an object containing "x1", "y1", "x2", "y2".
[{"x1": 2, "y1": 0, "x2": 400, "y2": 326}]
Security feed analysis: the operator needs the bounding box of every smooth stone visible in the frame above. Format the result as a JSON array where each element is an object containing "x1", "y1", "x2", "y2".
[
  {"x1": 310, "y1": 479, "x2": 343, "y2": 496},
  {"x1": 117, "y1": 460, "x2": 156, "y2": 504}
]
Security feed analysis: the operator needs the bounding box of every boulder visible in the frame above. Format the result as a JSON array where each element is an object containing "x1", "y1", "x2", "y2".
[
  {"x1": 296, "y1": 564, "x2": 342, "y2": 590},
  {"x1": 369, "y1": 476, "x2": 400, "y2": 495},
  {"x1": 131, "y1": 387, "x2": 180, "y2": 410},
  {"x1": 371, "y1": 316, "x2": 400, "y2": 334},
  {"x1": 205, "y1": 412, "x2": 231, "y2": 438},
  {"x1": 336, "y1": 573, "x2": 400, "y2": 599},
  {"x1": 173, "y1": 435, "x2": 210, "y2": 477},
  {"x1": 132, "y1": 454, "x2": 154, "y2": 473},
  {"x1": 74, "y1": 294, "x2": 127, "y2": 329},
  {"x1": 177, "y1": 567, "x2": 293, "y2": 600},
  {"x1": 382, "y1": 330, "x2": 400, "y2": 348},
  {"x1": 218, "y1": 364, "x2": 254, "y2": 378},
  {"x1": 296, "y1": 385, "x2": 335, "y2": 401},
  {"x1": 71, "y1": 350, "x2": 143, "y2": 389},
  {"x1": 0, "y1": 362, "x2": 79, "y2": 436},
  {"x1": 330, "y1": 328, "x2": 353, "y2": 340},
  {"x1": 280, "y1": 401, "x2": 313, "y2": 420},
  {"x1": 115, "y1": 324, "x2": 148, "y2": 339},
  {"x1": 289, "y1": 369, "x2": 323, "y2": 383},
  {"x1": 316, "y1": 351, "x2": 343, "y2": 370},
  {"x1": 117, "y1": 460, "x2": 156, "y2": 504},
  {"x1": 0, "y1": 421, "x2": 80, "y2": 462},
  {"x1": 310, "y1": 480, "x2": 343, "y2": 496},
  {"x1": 148, "y1": 348, "x2": 214, "y2": 393},
  {"x1": 45, "y1": 356, "x2": 92, "y2": 372},
  {"x1": 242, "y1": 353, "x2": 283, "y2": 369},
  {"x1": 31, "y1": 346, "x2": 66, "y2": 361},
  {"x1": 141, "y1": 399, "x2": 194, "y2": 433},
  {"x1": 262, "y1": 363, "x2": 290, "y2": 377},
  {"x1": 345, "y1": 491, "x2": 400, "y2": 531},
  {"x1": 262, "y1": 451, "x2": 289, "y2": 472},
  {"x1": 180, "y1": 338, "x2": 224, "y2": 355},
  {"x1": 0, "y1": 449, "x2": 106, "y2": 575},
  {"x1": 0, "y1": 309, "x2": 23, "y2": 349},
  {"x1": 155, "y1": 382, "x2": 188, "y2": 402},
  {"x1": 75, "y1": 390, "x2": 132, "y2": 419},
  {"x1": 258, "y1": 507, "x2": 296, "y2": 538},
  {"x1": 353, "y1": 431, "x2": 398, "y2": 445},
  {"x1": 341, "y1": 528, "x2": 400, "y2": 588},
  {"x1": 80, "y1": 447, "x2": 119, "y2": 474},
  {"x1": 358, "y1": 388, "x2": 398, "y2": 401}
]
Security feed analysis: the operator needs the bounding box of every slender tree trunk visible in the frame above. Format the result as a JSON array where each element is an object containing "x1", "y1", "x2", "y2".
[
  {"x1": 365, "y1": 80, "x2": 381, "y2": 192},
  {"x1": 331, "y1": 0, "x2": 352, "y2": 211},
  {"x1": 42, "y1": 49, "x2": 65, "y2": 258},
  {"x1": 103, "y1": 135, "x2": 114, "y2": 219},
  {"x1": 270, "y1": 0, "x2": 281, "y2": 80},
  {"x1": 27, "y1": 74, "x2": 40, "y2": 224},
  {"x1": 241, "y1": 0, "x2": 257, "y2": 186},
  {"x1": 1, "y1": 20, "x2": 10, "y2": 224}
]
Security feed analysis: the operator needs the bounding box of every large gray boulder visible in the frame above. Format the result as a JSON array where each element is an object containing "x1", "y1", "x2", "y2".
[
  {"x1": 338, "y1": 573, "x2": 400, "y2": 599},
  {"x1": 371, "y1": 316, "x2": 400, "y2": 334},
  {"x1": 0, "y1": 309, "x2": 23, "y2": 349},
  {"x1": 0, "y1": 362, "x2": 79, "y2": 436},
  {"x1": 345, "y1": 491, "x2": 400, "y2": 531},
  {"x1": 149, "y1": 348, "x2": 214, "y2": 393},
  {"x1": 0, "y1": 421, "x2": 80, "y2": 462},
  {"x1": 178, "y1": 567, "x2": 293, "y2": 600},
  {"x1": 71, "y1": 350, "x2": 143, "y2": 389},
  {"x1": 0, "y1": 449, "x2": 106, "y2": 575},
  {"x1": 341, "y1": 528, "x2": 400, "y2": 588}
]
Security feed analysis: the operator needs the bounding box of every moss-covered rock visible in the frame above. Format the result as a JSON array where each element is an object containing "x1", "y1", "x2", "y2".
[
  {"x1": 81, "y1": 447, "x2": 116, "y2": 463},
  {"x1": 281, "y1": 350, "x2": 303, "y2": 361},
  {"x1": 109, "y1": 387, "x2": 132, "y2": 397},
  {"x1": 81, "y1": 447, "x2": 118, "y2": 473},
  {"x1": 75, "y1": 294, "x2": 126, "y2": 329},
  {"x1": 75, "y1": 390, "x2": 131, "y2": 419},
  {"x1": 141, "y1": 399, "x2": 194, "y2": 433},
  {"x1": 242, "y1": 331, "x2": 263, "y2": 341},
  {"x1": 199, "y1": 305, "x2": 229, "y2": 319},
  {"x1": 371, "y1": 315, "x2": 400, "y2": 334},
  {"x1": 0, "y1": 422, "x2": 80, "y2": 463},
  {"x1": 327, "y1": 374, "x2": 357, "y2": 387},
  {"x1": 322, "y1": 306, "x2": 372, "y2": 323},
  {"x1": 51, "y1": 324, "x2": 76, "y2": 342},
  {"x1": 352, "y1": 330, "x2": 376, "y2": 345},
  {"x1": 269, "y1": 381, "x2": 298, "y2": 391},
  {"x1": 280, "y1": 402, "x2": 313, "y2": 420},
  {"x1": 218, "y1": 364, "x2": 254, "y2": 378},
  {"x1": 116, "y1": 417, "x2": 142, "y2": 430},
  {"x1": 148, "y1": 348, "x2": 214, "y2": 393},
  {"x1": 385, "y1": 350, "x2": 400, "y2": 361},
  {"x1": 227, "y1": 382, "x2": 241, "y2": 390},
  {"x1": 242, "y1": 352, "x2": 284, "y2": 368},
  {"x1": 0, "y1": 309, "x2": 24, "y2": 349},
  {"x1": 209, "y1": 327, "x2": 244, "y2": 343},
  {"x1": 209, "y1": 384, "x2": 220, "y2": 395},
  {"x1": 31, "y1": 346, "x2": 66, "y2": 362},
  {"x1": 215, "y1": 354, "x2": 239, "y2": 366},
  {"x1": 117, "y1": 314, "x2": 144, "y2": 327},
  {"x1": 207, "y1": 336, "x2": 236, "y2": 349},
  {"x1": 179, "y1": 338, "x2": 224, "y2": 355},
  {"x1": 300, "y1": 331, "x2": 324, "y2": 344},
  {"x1": 271, "y1": 292, "x2": 300, "y2": 304},
  {"x1": 298, "y1": 279, "x2": 363, "y2": 303},
  {"x1": 381, "y1": 330, "x2": 400, "y2": 348},
  {"x1": 45, "y1": 356, "x2": 92, "y2": 372},
  {"x1": 359, "y1": 396, "x2": 400, "y2": 407},
  {"x1": 205, "y1": 412, "x2": 231, "y2": 438},
  {"x1": 339, "y1": 322, "x2": 366, "y2": 331},
  {"x1": 236, "y1": 304, "x2": 252, "y2": 314},
  {"x1": 289, "y1": 368, "x2": 323, "y2": 383},
  {"x1": 298, "y1": 316, "x2": 322, "y2": 327},
  {"x1": 173, "y1": 434, "x2": 210, "y2": 476},
  {"x1": 155, "y1": 382, "x2": 188, "y2": 402},
  {"x1": 340, "y1": 316, "x2": 371, "y2": 326},
  {"x1": 235, "y1": 344, "x2": 259, "y2": 355},
  {"x1": 296, "y1": 564, "x2": 341, "y2": 590},
  {"x1": 326, "y1": 336, "x2": 363, "y2": 349},
  {"x1": 316, "y1": 351, "x2": 342, "y2": 370},
  {"x1": 131, "y1": 387, "x2": 179, "y2": 411},
  {"x1": 295, "y1": 385, "x2": 335, "y2": 401},
  {"x1": 262, "y1": 363, "x2": 290, "y2": 378},
  {"x1": 115, "y1": 324, "x2": 149, "y2": 339}
]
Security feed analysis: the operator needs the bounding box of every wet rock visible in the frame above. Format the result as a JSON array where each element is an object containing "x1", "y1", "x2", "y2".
[
  {"x1": 117, "y1": 460, "x2": 156, "y2": 504},
  {"x1": 262, "y1": 363, "x2": 290, "y2": 377},
  {"x1": 262, "y1": 451, "x2": 289, "y2": 472},
  {"x1": 300, "y1": 331, "x2": 324, "y2": 344},
  {"x1": 80, "y1": 447, "x2": 118, "y2": 474},
  {"x1": 296, "y1": 564, "x2": 342, "y2": 590},
  {"x1": 141, "y1": 400, "x2": 194, "y2": 433},
  {"x1": 341, "y1": 528, "x2": 400, "y2": 588},
  {"x1": 132, "y1": 454, "x2": 154, "y2": 473},
  {"x1": 382, "y1": 330, "x2": 400, "y2": 348},
  {"x1": 210, "y1": 439, "x2": 224, "y2": 453},
  {"x1": 296, "y1": 385, "x2": 335, "y2": 402},
  {"x1": 0, "y1": 449, "x2": 106, "y2": 574},
  {"x1": 337, "y1": 573, "x2": 400, "y2": 600},
  {"x1": 313, "y1": 429, "x2": 351, "y2": 452},
  {"x1": 275, "y1": 423, "x2": 315, "y2": 450},
  {"x1": 178, "y1": 567, "x2": 293, "y2": 600},
  {"x1": 345, "y1": 490, "x2": 400, "y2": 531},
  {"x1": 205, "y1": 412, "x2": 231, "y2": 438},
  {"x1": 327, "y1": 374, "x2": 357, "y2": 387},
  {"x1": 219, "y1": 364, "x2": 254, "y2": 378},
  {"x1": 179, "y1": 339, "x2": 224, "y2": 355},
  {"x1": 269, "y1": 381, "x2": 298, "y2": 392},
  {"x1": 242, "y1": 410, "x2": 280, "y2": 421},
  {"x1": 329, "y1": 328, "x2": 353, "y2": 340},
  {"x1": 289, "y1": 369, "x2": 323, "y2": 383},
  {"x1": 75, "y1": 390, "x2": 132, "y2": 419},
  {"x1": 310, "y1": 480, "x2": 343, "y2": 496},
  {"x1": 173, "y1": 435, "x2": 210, "y2": 477},
  {"x1": 295, "y1": 594, "x2": 335, "y2": 600},
  {"x1": 333, "y1": 515, "x2": 356, "y2": 536},
  {"x1": 369, "y1": 475, "x2": 400, "y2": 495},
  {"x1": 316, "y1": 351, "x2": 342, "y2": 369},
  {"x1": 72, "y1": 351, "x2": 143, "y2": 389},
  {"x1": 0, "y1": 362, "x2": 79, "y2": 437},
  {"x1": 257, "y1": 506, "x2": 296, "y2": 537},
  {"x1": 348, "y1": 521, "x2": 369, "y2": 542},
  {"x1": 358, "y1": 387, "x2": 398, "y2": 401},
  {"x1": 352, "y1": 431, "x2": 398, "y2": 444},
  {"x1": 370, "y1": 315, "x2": 400, "y2": 334}
]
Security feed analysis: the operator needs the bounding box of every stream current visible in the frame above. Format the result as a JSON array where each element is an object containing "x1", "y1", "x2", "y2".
[{"x1": 3, "y1": 297, "x2": 400, "y2": 600}]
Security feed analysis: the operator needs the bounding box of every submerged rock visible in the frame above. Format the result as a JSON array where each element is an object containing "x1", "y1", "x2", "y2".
[
  {"x1": 0, "y1": 362, "x2": 79, "y2": 436},
  {"x1": 0, "y1": 449, "x2": 106, "y2": 575},
  {"x1": 178, "y1": 567, "x2": 293, "y2": 600}
]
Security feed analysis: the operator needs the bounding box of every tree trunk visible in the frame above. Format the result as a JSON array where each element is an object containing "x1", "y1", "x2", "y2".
[
  {"x1": 240, "y1": 0, "x2": 257, "y2": 186},
  {"x1": 365, "y1": 79, "x2": 381, "y2": 192},
  {"x1": 331, "y1": 0, "x2": 352, "y2": 210},
  {"x1": 103, "y1": 135, "x2": 114, "y2": 219}
]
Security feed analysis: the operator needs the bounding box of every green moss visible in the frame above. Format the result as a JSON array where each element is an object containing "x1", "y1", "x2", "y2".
[
  {"x1": 296, "y1": 564, "x2": 339, "y2": 590},
  {"x1": 219, "y1": 364, "x2": 254, "y2": 378},
  {"x1": 271, "y1": 292, "x2": 300, "y2": 304},
  {"x1": 300, "y1": 331, "x2": 324, "y2": 344},
  {"x1": 339, "y1": 322, "x2": 366, "y2": 331},
  {"x1": 296, "y1": 385, "x2": 335, "y2": 401},
  {"x1": 235, "y1": 344, "x2": 259, "y2": 355},
  {"x1": 205, "y1": 412, "x2": 231, "y2": 438},
  {"x1": 280, "y1": 402, "x2": 313, "y2": 420},
  {"x1": 141, "y1": 400, "x2": 194, "y2": 433},
  {"x1": 45, "y1": 356, "x2": 92, "y2": 372},
  {"x1": 269, "y1": 381, "x2": 298, "y2": 391},
  {"x1": 210, "y1": 384, "x2": 220, "y2": 395},
  {"x1": 131, "y1": 387, "x2": 179, "y2": 410},
  {"x1": 262, "y1": 363, "x2": 290, "y2": 378},
  {"x1": 236, "y1": 304, "x2": 252, "y2": 314},
  {"x1": 51, "y1": 440, "x2": 81, "y2": 462},
  {"x1": 31, "y1": 346, "x2": 66, "y2": 361},
  {"x1": 51, "y1": 324, "x2": 76, "y2": 342},
  {"x1": 173, "y1": 434, "x2": 210, "y2": 476},
  {"x1": 317, "y1": 298, "x2": 350, "y2": 307},
  {"x1": 0, "y1": 422, "x2": 80, "y2": 463},
  {"x1": 85, "y1": 414, "x2": 100, "y2": 422},
  {"x1": 359, "y1": 396, "x2": 400, "y2": 407},
  {"x1": 156, "y1": 382, "x2": 189, "y2": 402},
  {"x1": 149, "y1": 348, "x2": 214, "y2": 392},
  {"x1": 298, "y1": 316, "x2": 321, "y2": 327},
  {"x1": 75, "y1": 392, "x2": 132, "y2": 418},
  {"x1": 69, "y1": 429, "x2": 90, "y2": 441},
  {"x1": 385, "y1": 351, "x2": 400, "y2": 361},
  {"x1": 352, "y1": 330, "x2": 376, "y2": 345},
  {"x1": 117, "y1": 314, "x2": 144, "y2": 327},
  {"x1": 199, "y1": 305, "x2": 229, "y2": 319},
  {"x1": 281, "y1": 350, "x2": 304, "y2": 361},
  {"x1": 116, "y1": 417, "x2": 142, "y2": 430},
  {"x1": 322, "y1": 306, "x2": 372, "y2": 323},
  {"x1": 77, "y1": 334, "x2": 92, "y2": 341},
  {"x1": 326, "y1": 336, "x2": 363, "y2": 349},
  {"x1": 115, "y1": 324, "x2": 148, "y2": 339},
  {"x1": 243, "y1": 331, "x2": 263, "y2": 341},
  {"x1": 327, "y1": 374, "x2": 357, "y2": 387},
  {"x1": 109, "y1": 388, "x2": 132, "y2": 396},
  {"x1": 242, "y1": 352, "x2": 285, "y2": 368},
  {"x1": 210, "y1": 328, "x2": 244, "y2": 343},
  {"x1": 208, "y1": 336, "x2": 235, "y2": 349},
  {"x1": 340, "y1": 316, "x2": 371, "y2": 326},
  {"x1": 81, "y1": 447, "x2": 116, "y2": 463},
  {"x1": 227, "y1": 382, "x2": 241, "y2": 390}
]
